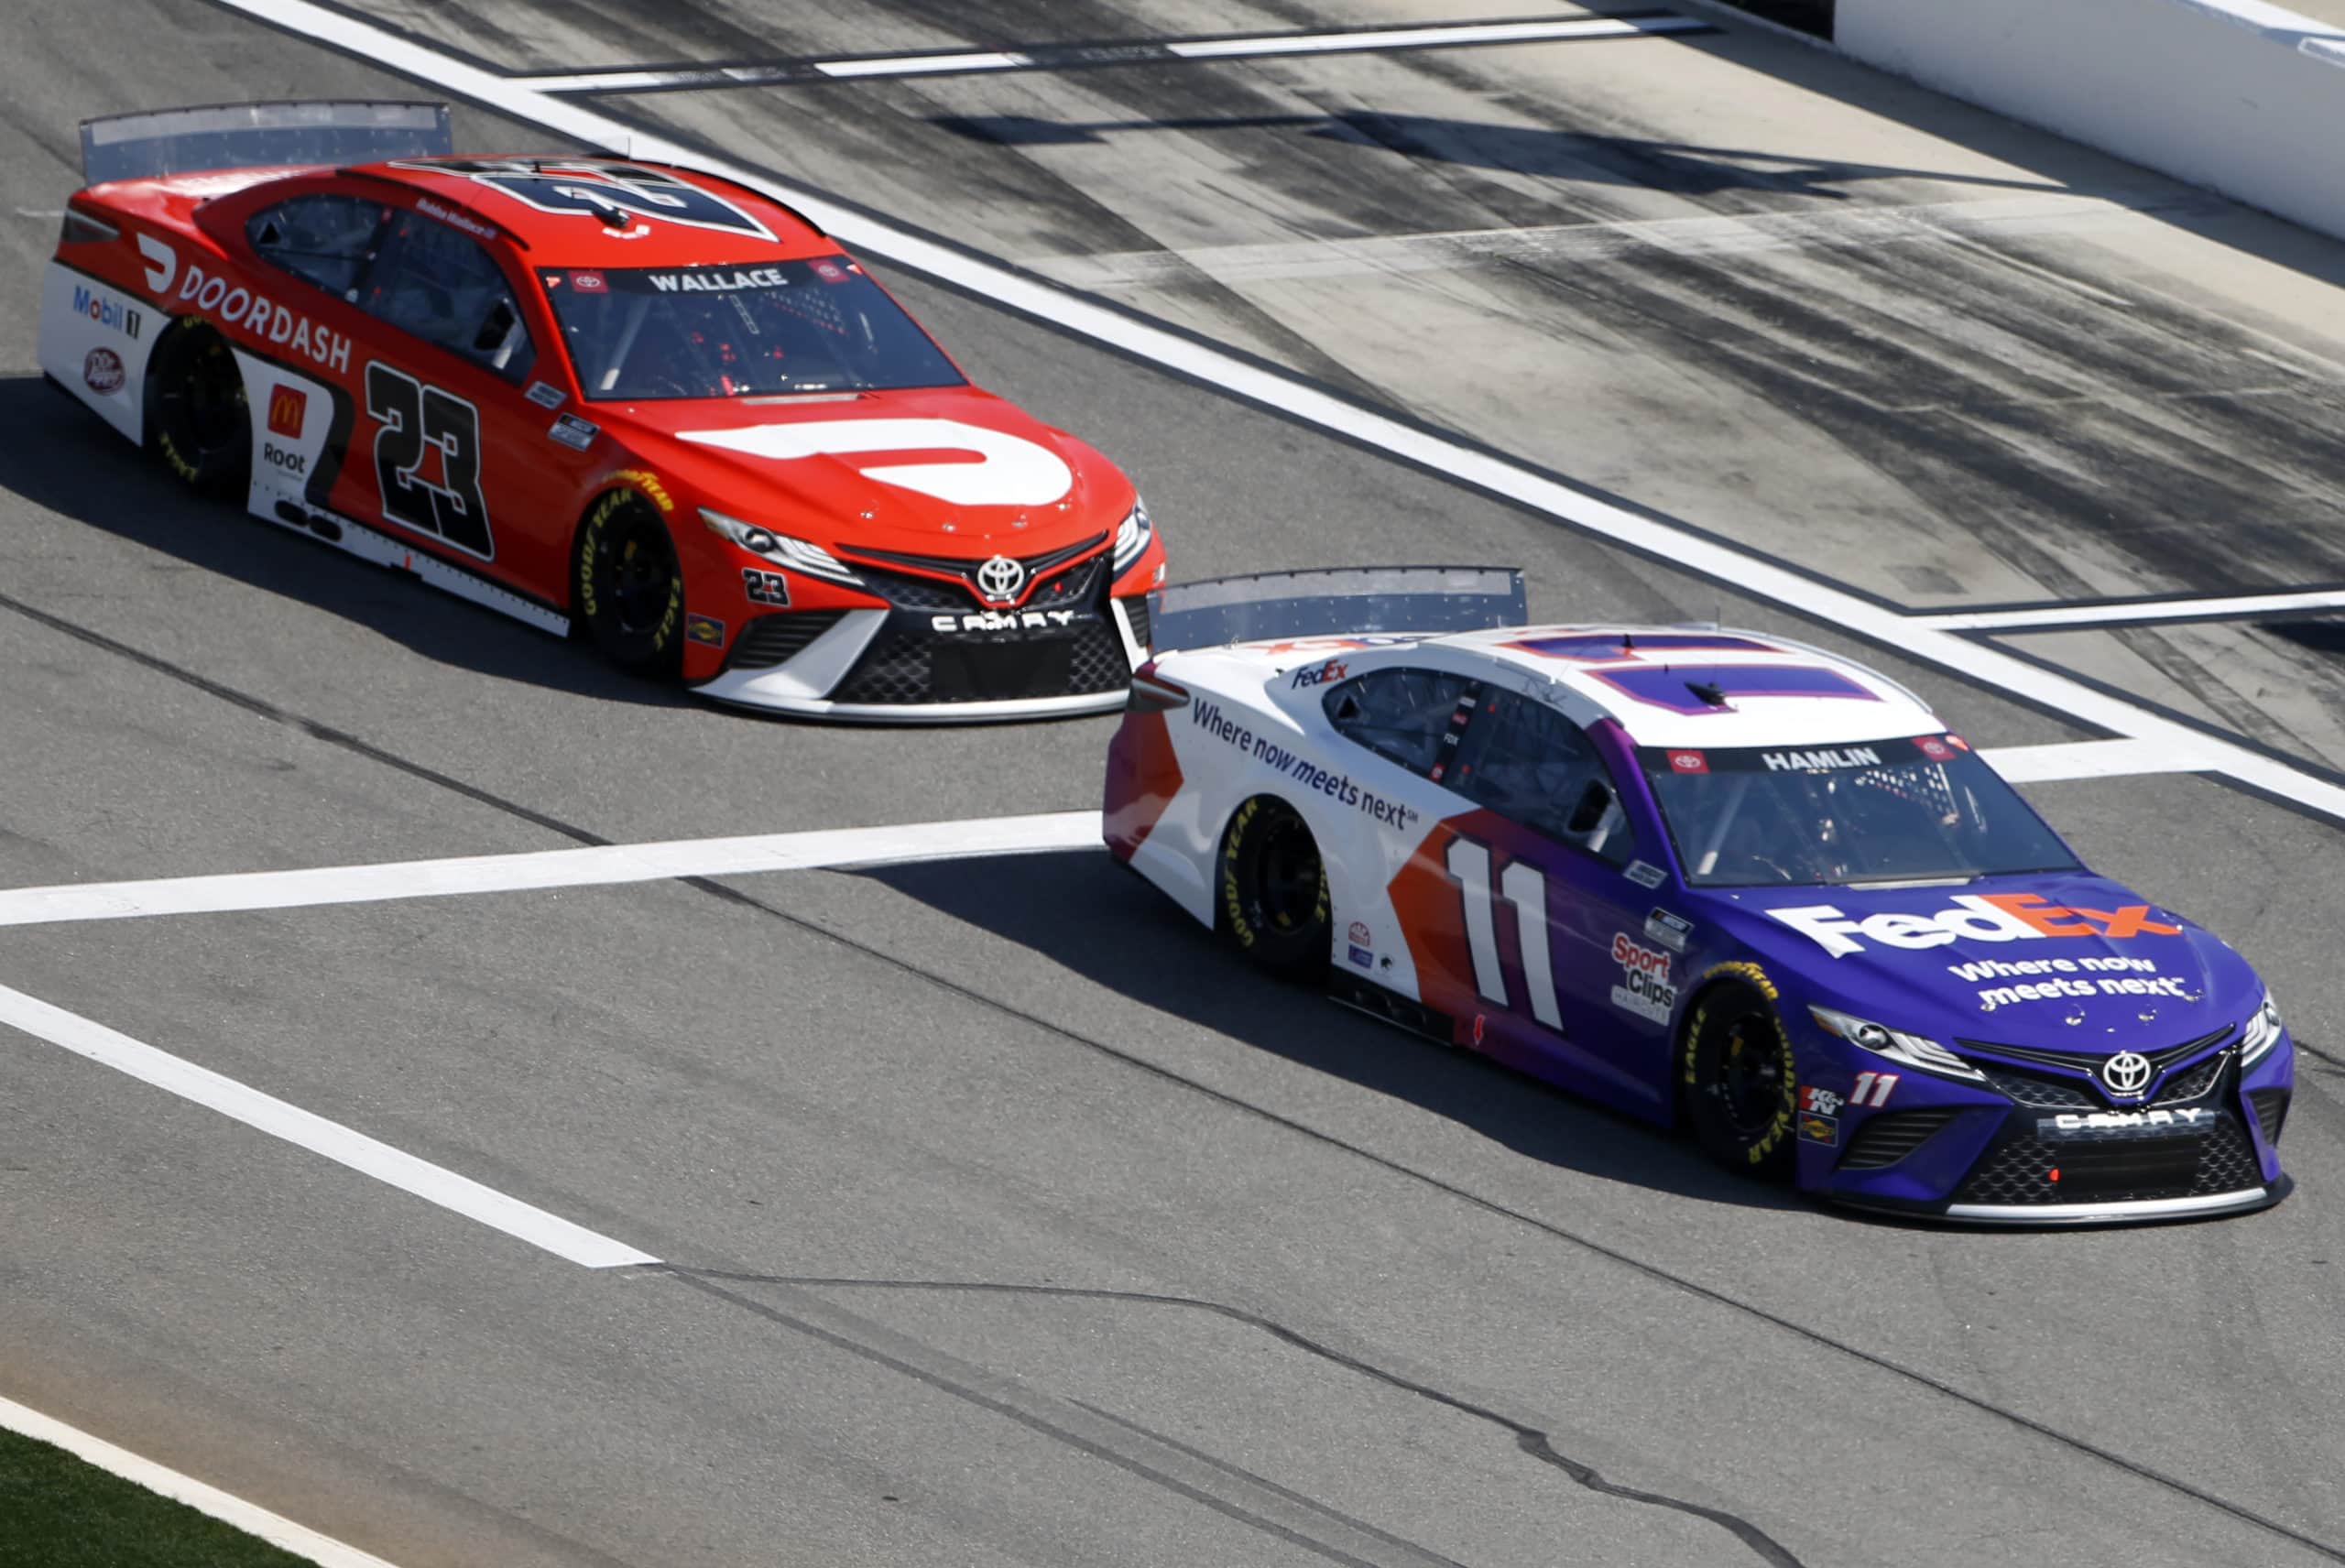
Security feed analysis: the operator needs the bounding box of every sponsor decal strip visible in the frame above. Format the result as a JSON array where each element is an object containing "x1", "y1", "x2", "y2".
[
  {"x1": 506, "y1": 14, "x2": 1712, "y2": 94},
  {"x1": 0, "y1": 1391, "x2": 409, "y2": 1568},
  {"x1": 0, "y1": 811, "x2": 1105, "y2": 928},
  {"x1": 0, "y1": 980, "x2": 655, "y2": 1269},
  {"x1": 185, "y1": 4, "x2": 2345, "y2": 838}
]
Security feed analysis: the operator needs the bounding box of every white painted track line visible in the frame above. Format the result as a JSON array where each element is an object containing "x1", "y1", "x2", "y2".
[
  {"x1": 510, "y1": 15, "x2": 1706, "y2": 93},
  {"x1": 1163, "y1": 16, "x2": 1707, "y2": 59},
  {"x1": 1977, "y1": 738, "x2": 2212, "y2": 783},
  {"x1": 1915, "y1": 588, "x2": 2345, "y2": 631},
  {"x1": 814, "y1": 50, "x2": 1026, "y2": 79},
  {"x1": 0, "y1": 741, "x2": 2201, "y2": 931},
  {"x1": 0, "y1": 1392, "x2": 405, "y2": 1568},
  {"x1": 0, "y1": 811, "x2": 1100, "y2": 927},
  {"x1": 0, "y1": 983, "x2": 658, "y2": 1269}
]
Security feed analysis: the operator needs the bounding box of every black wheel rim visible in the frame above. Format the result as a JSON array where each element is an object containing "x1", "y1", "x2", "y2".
[
  {"x1": 162, "y1": 340, "x2": 245, "y2": 462},
  {"x1": 1251, "y1": 814, "x2": 1320, "y2": 932},
  {"x1": 597, "y1": 517, "x2": 675, "y2": 636},
  {"x1": 1717, "y1": 1011, "x2": 1784, "y2": 1138}
]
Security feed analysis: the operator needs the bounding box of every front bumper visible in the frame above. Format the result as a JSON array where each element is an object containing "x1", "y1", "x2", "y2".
[
  {"x1": 1805, "y1": 1036, "x2": 2293, "y2": 1227},
  {"x1": 691, "y1": 576, "x2": 1149, "y2": 724}
]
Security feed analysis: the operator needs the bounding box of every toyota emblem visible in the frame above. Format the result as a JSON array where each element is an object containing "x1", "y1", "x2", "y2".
[
  {"x1": 976, "y1": 554, "x2": 1026, "y2": 603},
  {"x1": 2100, "y1": 1051, "x2": 2154, "y2": 1096}
]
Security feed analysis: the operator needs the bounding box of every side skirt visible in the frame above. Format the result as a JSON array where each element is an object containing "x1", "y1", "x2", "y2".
[
  {"x1": 260, "y1": 496, "x2": 571, "y2": 638},
  {"x1": 1328, "y1": 969, "x2": 1454, "y2": 1047}
]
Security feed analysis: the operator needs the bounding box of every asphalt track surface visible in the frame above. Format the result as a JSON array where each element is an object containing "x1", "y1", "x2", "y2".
[{"x1": 4, "y1": 3, "x2": 2345, "y2": 1565}]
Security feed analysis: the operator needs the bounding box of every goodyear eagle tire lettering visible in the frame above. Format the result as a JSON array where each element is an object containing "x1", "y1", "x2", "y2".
[
  {"x1": 149, "y1": 321, "x2": 248, "y2": 497},
  {"x1": 1217, "y1": 796, "x2": 1330, "y2": 978},
  {"x1": 1679, "y1": 965, "x2": 1799, "y2": 1178},
  {"x1": 576, "y1": 489, "x2": 684, "y2": 677}
]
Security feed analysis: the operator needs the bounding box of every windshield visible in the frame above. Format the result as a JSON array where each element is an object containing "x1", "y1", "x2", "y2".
[
  {"x1": 1639, "y1": 736, "x2": 2079, "y2": 887},
  {"x1": 540, "y1": 259, "x2": 965, "y2": 400}
]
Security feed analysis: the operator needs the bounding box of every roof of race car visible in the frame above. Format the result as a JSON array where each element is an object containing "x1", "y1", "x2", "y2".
[
  {"x1": 1230, "y1": 623, "x2": 1945, "y2": 750},
  {"x1": 340, "y1": 157, "x2": 836, "y2": 267},
  {"x1": 1442, "y1": 625, "x2": 1942, "y2": 749}
]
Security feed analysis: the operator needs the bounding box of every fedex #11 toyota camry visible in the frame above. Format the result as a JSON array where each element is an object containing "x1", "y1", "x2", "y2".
[
  {"x1": 38, "y1": 103, "x2": 1162, "y2": 720},
  {"x1": 1105, "y1": 570, "x2": 2295, "y2": 1224}
]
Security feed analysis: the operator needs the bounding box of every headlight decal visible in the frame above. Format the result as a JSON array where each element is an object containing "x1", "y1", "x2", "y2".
[
  {"x1": 700, "y1": 508, "x2": 862, "y2": 585},
  {"x1": 1809, "y1": 1006, "x2": 1987, "y2": 1083}
]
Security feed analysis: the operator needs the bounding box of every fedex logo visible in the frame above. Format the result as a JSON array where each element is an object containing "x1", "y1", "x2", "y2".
[
  {"x1": 1768, "y1": 894, "x2": 2181, "y2": 957},
  {"x1": 1291, "y1": 659, "x2": 1347, "y2": 689}
]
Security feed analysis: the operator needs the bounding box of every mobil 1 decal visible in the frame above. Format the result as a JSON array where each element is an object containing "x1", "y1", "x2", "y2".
[
  {"x1": 365, "y1": 362, "x2": 493, "y2": 560},
  {"x1": 232, "y1": 348, "x2": 353, "y2": 516},
  {"x1": 397, "y1": 159, "x2": 773, "y2": 240}
]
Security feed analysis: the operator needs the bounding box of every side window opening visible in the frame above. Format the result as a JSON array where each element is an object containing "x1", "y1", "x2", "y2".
[
  {"x1": 1323, "y1": 667, "x2": 1477, "y2": 779},
  {"x1": 358, "y1": 209, "x2": 536, "y2": 383},
  {"x1": 245, "y1": 194, "x2": 390, "y2": 299},
  {"x1": 1451, "y1": 690, "x2": 1637, "y2": 866}
]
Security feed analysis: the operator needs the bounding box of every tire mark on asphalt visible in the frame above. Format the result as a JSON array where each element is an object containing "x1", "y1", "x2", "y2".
[
  {"x1": 1, "y1": 588, "x2": 2336, "y2": 1558},
  {"x1": 659, "y1": 1269, "x2": 1467, "y2": 1568},
  {"x1": 667, "y1": 1267, "x2": 1802, "y2": 1566}
]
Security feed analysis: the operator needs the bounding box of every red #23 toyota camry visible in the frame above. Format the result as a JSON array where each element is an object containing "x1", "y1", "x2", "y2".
[{"x1": 38, "y1": 103, "x2": 1164, "y2": 720}]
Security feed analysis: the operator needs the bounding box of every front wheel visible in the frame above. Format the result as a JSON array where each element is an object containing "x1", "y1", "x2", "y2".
[
  {"x1": 1680, "y1": 976, "x2": 1800, "y2": 1177},
  {"x1": 149, "y1": 325, "x2": 249, "y2": 496},
  {"x1": 1217, "y1": 796, "x2": 1330, "y2": 977},
  {"x1": 575, "y1": 491, "x2": 684, "y2": 676}
]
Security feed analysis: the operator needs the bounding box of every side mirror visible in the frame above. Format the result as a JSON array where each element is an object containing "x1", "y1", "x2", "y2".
[{"x1": 1565, "y1": 779, "x2": 1613, "y2": 836}]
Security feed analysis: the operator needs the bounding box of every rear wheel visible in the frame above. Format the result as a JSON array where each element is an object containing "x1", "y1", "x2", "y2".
[
  {"x1": 575, "y1": 490, "x2": 684, "y2": 675},
  {"x1": 149, "y1": 325, "x2": 248, "y2": 496},
  {"x1": 1217, "y1": 796, "x2": 1330, "y2": 977},
  {"x1": 1681, "y1": 976, "x2": 1799, "y2": 1177}
]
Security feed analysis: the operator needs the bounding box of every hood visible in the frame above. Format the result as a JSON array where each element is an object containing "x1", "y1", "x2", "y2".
[
  {"x1": 614, "y1": 385, "x2": 1132, "y2": 558},
  {"x1": 1698, "y1": 871, "x2": 2264, "y2": 1056}
]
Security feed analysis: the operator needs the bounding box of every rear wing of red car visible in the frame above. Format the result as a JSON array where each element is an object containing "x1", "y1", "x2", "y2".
[
  {"x1": 80, "y1": 100, "x2": 452, "y2": 185},
  {"x1": 1148, "y1": 565, "x2": 1527, "y2": 653}
]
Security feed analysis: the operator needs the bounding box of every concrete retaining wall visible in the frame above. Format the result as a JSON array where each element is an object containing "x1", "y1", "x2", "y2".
[{"x1": 1834, "y1": 0, "x2": 2345, "y2": 242}]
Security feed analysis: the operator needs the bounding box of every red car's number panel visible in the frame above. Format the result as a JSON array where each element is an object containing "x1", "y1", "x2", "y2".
[{"x1": 364, "y1": 361, "x2": 493, "y2": 560}]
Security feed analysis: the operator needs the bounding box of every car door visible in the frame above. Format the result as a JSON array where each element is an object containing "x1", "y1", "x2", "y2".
[
  {"x1": 344, "y1": 203, "x2": 588, "y2": 599},
  {"x1": 1406, "y1": 685, "x2": 1670, "y2": 1112}
]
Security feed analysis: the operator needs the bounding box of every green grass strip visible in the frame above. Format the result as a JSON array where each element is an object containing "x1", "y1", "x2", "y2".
[{"x1": 0, "y1": 1424, "x2": 318, "y2": 1568}]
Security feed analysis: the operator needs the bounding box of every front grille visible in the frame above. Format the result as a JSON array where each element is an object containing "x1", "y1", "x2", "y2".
[
  {"x1": 725, "y1": 610, "x2": 845, "y2": 671},
  {"x1": 1951, "y1": 1110, "x2": 2261, "y2": 1207},
  {"x1": 1958, "y1": 1029, "x2": 2232, "y2": 1105},
  {"x1": 858, "y1": 567, "x2": 969, "y2": 610},
  {"x1": 2249, "y1": 1088, "x2": 2291, "y2": 1146},
  {"x1": 1839, "y1": 1107, "x2": 1960, "y2": 1171},
  {"x1": 1122, "y1": 592, "x2": 1151, "y2": 651},
  {"x1": 2151, "y1": 1051, "x2": 2229, "y2": 1105},
  {"x1": 828, "y1": 615, "x2": 1131, "y2": 706},
  {"x1": 846, "y1": 532, "x2": 1107, "y2": 597},
  {"x1": 1976, "y1": 1063, "x2": 2096, "y2": 1110}
]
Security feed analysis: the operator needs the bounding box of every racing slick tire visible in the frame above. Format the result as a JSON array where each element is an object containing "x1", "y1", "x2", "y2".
[
  {"x1": 148, "y1": 323, "x2": 249, "y2": 498},
  {"x1": 1680, "y1": 974, "x2": 1799, "y2": 1178},
  {"x1": 1217, "y1": 796, "x2": 1330, "y2": 978},
  {"x1": 575, "y1": 489, "x2": 685, "y2": 677}
]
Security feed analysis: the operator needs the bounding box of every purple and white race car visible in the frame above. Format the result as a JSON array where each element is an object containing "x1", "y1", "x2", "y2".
[{"x1": 1105, "y1": 569, "x2": 2295, "y2": 1225}]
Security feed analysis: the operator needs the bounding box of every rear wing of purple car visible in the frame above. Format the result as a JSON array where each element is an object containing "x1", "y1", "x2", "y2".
[{"x1": 1148, "y1": 565, "x2": 1526, "y2": 653}]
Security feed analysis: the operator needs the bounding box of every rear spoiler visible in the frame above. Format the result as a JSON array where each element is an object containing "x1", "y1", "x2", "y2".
[
  {"x1": 1148, "y1": 565, "x2": 1526, "y2": 653},
  {"x1": 80, "y1": 101, "x2": 452, "y2": 185}
]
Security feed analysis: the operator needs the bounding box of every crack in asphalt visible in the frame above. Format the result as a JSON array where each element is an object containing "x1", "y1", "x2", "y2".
[
  {"x1": 4, "y1": 583, "x2": 2341, "y2": 1562},
  {"x1": 663, "y1": 1266, "x2": 1802, "y2": 1566}
]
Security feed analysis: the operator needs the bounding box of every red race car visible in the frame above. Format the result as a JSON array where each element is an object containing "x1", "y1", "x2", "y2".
[{"x1": 39, "y1": 102, "x2": 1164, "y2": 721}]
